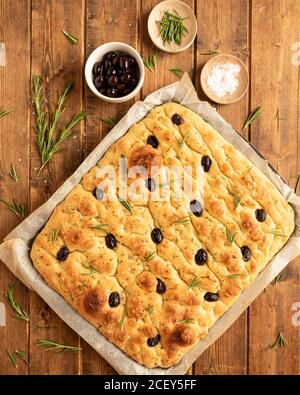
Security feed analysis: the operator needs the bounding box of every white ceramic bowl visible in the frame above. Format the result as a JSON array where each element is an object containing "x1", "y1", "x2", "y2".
[{"x1": 85, "y1": 42, "x2": 145, "y2": 103}]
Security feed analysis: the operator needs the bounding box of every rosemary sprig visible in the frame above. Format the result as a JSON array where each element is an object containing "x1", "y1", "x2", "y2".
[
  {"x1": 177, "y1": 318, "x2": 194, "y2": 324},
  {"x1": 50, "y1": 226, "x2": 61, "y2": 241},
  {"x1": 119, "y1": 199, "x2": 133, "y2": 214},
  {"x1": 81, "y1": 262, "x2": 99, "y2": 275},
  {"x1": 200, "y1": 49, "x2": 220, "y2": 55},
  {"x1": 168, "y1": 67, "x2": 184, "y2": 78},
  {"x1": 6, "y1": 349, "x2": 18, "y2": 368},
  {"x1": 242, "y1": 106, "x2": 264, "y2": 130},
  {"x1": 226, "y1": 273, "x2": 243, "y2": 279},
  {"x1": 99, "y1": 117, "x2": 117, "y2": 127},
  {"x1": 62, "y1": 30, "x2": 78, "y2": 45},
  {"x1": 226, "y1": 228, "x2": 237, "y2": 244},
  {"x1": 90, "y1": 223, "x2": 108, "y2": 232},
  {"x1": 188, "y1": 276, "x2": 200, "y2": 290},
  {"x1": 0, "y1": 108, "x2": 14, "y2": 118},
  {"x1": 5, "y1": 284, "x2": 29, "y2": 321},
  {"x1": 0, "y1": 198, "x2": 27, "y2": 217},
  {"x1": 9, "y1": 163, "x2": 21, "y2": 182},
  {"x1": 146, "y1": 305, "x2": 154, "y2": 315},
  {"x1": 269, "y1": 227, "x2": 288, "y2": 237},
  {"x1": 233, "y1": 194, "x2": 241, "y2": 209},
  {"x1": 156, "y1": 10, "x2": 188, "y2": 46},
  {"x1": 271, "y1": 332, "x2": 288, "y2": 350},
  {"x1": 273, "y1": 274, "x2": 284, "y2": 285},
  {"x1": 142, "y1": 54, "x2": 156, "y2": 71},
  {"x1": 174, "y1": 216, "x2": 190, "y2": 225},
  {"x1": 295, "y1": 175, "x2": 300, "y2": 193},
  {"x1": 36, "y1": 339, "x2": 82, "y2": 353},
  {"x1": 176, "y1": 131, "x2": 190, "y2": 150},
  {"x1": 15, "y1": 350, "x2": 29, "y2": 366},
  {"x1": 32, "y1": 75, "x2": 86, "y2": 175},
  {"x1": 119, "y1": 317, "x2": 125, "y2": 328},
  {"x1": 144, "y1": 251, "x2": 156, "y2": 262}
]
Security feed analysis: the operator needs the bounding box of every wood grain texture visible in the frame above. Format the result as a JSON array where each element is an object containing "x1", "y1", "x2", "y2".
[
  {"x1": 29, "y1": 0, "x2": 84, "y2": 374},
  {"x1": 194, "y1": 0, "x2": 249, "y2": 375},
  {"x1": 0, "y1": 0, "x2": 30, "y2": 374},
  {"x1": 248, "y1": 0, "x2": 300, "y2": 374}
]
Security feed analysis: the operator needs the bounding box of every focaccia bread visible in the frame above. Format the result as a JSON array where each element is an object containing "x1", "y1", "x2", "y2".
[{"x1": 30, "y1": 102, "x2": 294, "y2": 368}]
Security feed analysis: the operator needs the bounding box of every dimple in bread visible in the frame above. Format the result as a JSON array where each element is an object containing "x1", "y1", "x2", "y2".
[{"x1": 30, "y1": 103, "x2": 294, "y2": 368}]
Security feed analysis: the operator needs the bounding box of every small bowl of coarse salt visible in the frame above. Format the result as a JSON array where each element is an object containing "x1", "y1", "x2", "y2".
[{"x1": 200, "y1": 54, "x2": 249, "y2": 104}]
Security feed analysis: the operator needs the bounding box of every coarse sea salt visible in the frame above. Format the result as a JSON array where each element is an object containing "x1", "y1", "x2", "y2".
[{"x1": 206, "y1": 63, "x2": 241, "y2": 97}]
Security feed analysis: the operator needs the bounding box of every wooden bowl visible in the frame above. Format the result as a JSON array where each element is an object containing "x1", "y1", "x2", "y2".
[
  {"x1": 147, "y1": 0, "x2": 197, "y2": 53},
  {"x1": 200, "y1": 54, "x2": 249, "y2": 104}
]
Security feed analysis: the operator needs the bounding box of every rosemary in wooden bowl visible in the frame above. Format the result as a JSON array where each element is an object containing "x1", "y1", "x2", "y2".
[{"x1": 156, "y1": 10, "x2": 188, "y2": 47}]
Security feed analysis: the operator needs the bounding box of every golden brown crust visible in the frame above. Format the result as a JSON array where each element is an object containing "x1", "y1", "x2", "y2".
[{"x1": 30, "y1": 102, "x2": 294, "y2": 368}]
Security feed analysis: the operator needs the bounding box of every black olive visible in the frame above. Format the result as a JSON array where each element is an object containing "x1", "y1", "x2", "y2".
[
  {"x1": 116, "y1": 83, "x2": 126, "y2": 92},
  {"x1": 99, "y1": 88, "x2": 107, "y2": 95},
  {"x1": 108, "y1": 292, "x2": 120, "y2": 307},
  {"x1": 119, "y1": 56, "x2": 130, "y2": 70},
  {"x1": 107, "y1": 66, "x2": 117, "y2": 76},
  {"x1": 241, "y1": 246, "x2": 251, "y2": 262},
  {"x1": 105, "y1": 233, "x2": 117, "y2": 249},
  {"x1": 151, "y1": 228, "x2": 163, "y2": 244},
  {"x1": 108, "y1": 75, "x2": 119, "y2": 86},
  {"x1": 93, "y1": 61, "x2": 102, "y2": 76},
  {"x1": 105, "y1": 51, "x2": 117, "y2": 60},
  {"x1": 123, "y1": 88, "x2": 131, "y2": 96},
  {"x1": 171, "y1": 113, "x2": 184, "y2": 125},
  {"x1": 156, "y1": 278, "x2": 166, "y2": 294},
  {"x1": 147, "y1": 334, "x2": 160, "y2": 347},
  {"x1": 103, "y1": 59, "x2": 111, "y2": 71},
  {"x1": 146, "y1": 178, "x2": 155, "y2": 192},
  {"x1": 130, "y1": 77, "x2": 138, "y2": 87},
  {"x1": 147, "y1": 135, "x2": 159, "y2": 148},
  {"x1": 195, "y1": 248, "x2": 207, "y2": 265},
  {"x1": 93, "y1": 187, "x2": 104, "y2": 200},
  {"x1": 255, "y1": 208, "x2": 266, "y2": 222},
  {"x1": 57, "y1": 246, "x2": 69, "y2": 261},
  {"x1": 94, "y1": 75, "x2": 104, "y2": 89},
  {"x1": 190, "y1": 199, "x2": 203, "y2": 217},
  {"x1": 106, "y1": 87, "x2": 118, "y2": 97},
  {"x1": 204, "y1": 292, "x2": 219, "y2": 302},
  {"x1": 120, "y1": 73, "x2": 131, "y2": 84},
  {"x1": 201, "y1": 156, "x2": 212, "y2": 172},
  {"x1": 112, "y1": 55, "x2": 120, "y2": 66}
]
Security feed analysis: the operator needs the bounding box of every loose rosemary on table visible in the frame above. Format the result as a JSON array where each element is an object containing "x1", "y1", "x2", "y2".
[
  {"x1": 295, "y1": 175, "x2": 300, "y2": 193},
  {"x1": 5, "y1": 284, "x2": 29, "y2": 322},
  {"x1": 32, "y1": 75, "x2": 86, "y2": 175},
  {"x1": 9, "y1": 163, "x2": 21, "y2": 182},
  {"x1": 0, "y1": 198, "x2": 27, "y2": 217},
  {"x1": 142, "y1": 54, "x2": 156, "y2": 71},
  {"x1": 0, "y1": 108, "x2": 14, "y2": 118},
  {"x1": 99, "y1": 117, "x2": 117, "y2": 127},
  {"x1": 200, "y1": 50, "x2": 220, "y2": 55},
  {"x1": 36, "y1": 339, "x2": 82, "y2": 353},
  {"x1": 271, "y1": 332, "x2": 288, "y2": 350},
  {"x1": 242, "y1": 106, "x2": 264, "y2": 130},
  {"x1": 156, "y1": 10, "x2": 188, "y2": 47},
  {"x1": 6, "y1": 349, "x2": 18, "y2": 368},
  {"x1": 273, "y1": 274, "x2": 284, "y2": 285},
  {"x1": 15, "y1": 350, "x2": 30, "y2": 366},
  {"x1": 168, "y1": 67, "x2": 184, "y2": 78},
  {"x1": 61, "y1": 30, "x2": 78, "y2": 45}
]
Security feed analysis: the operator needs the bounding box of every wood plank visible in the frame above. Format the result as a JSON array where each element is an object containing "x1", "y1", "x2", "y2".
[
  {"x1": 140, "y1": 0, "x2": 195, "y2": 375},
  {"x1": 83, "y1": 0, "x2": 139, "y2": 374},
  {"x1": 29, "y1": 0, "x2": 84, "y2": 374},
  {"x1": 0, "y1": 0, "x2": 30, "y2": 375},
  {"x1": 194, "y1": 0, "x2": 249, "y2": 375},
  {"x1": 248, "y1": 0, "x2": 300, "y2": 374}
]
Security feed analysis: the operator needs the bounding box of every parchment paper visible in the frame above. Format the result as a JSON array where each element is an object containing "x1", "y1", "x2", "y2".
[{"x1": 1, "y1": 74, "x2": 300, "y2": 375}]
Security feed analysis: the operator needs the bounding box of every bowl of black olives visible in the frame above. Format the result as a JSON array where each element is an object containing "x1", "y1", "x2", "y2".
[{"x1": 85, "y1": 42, "x2": 145, "y2": 103}]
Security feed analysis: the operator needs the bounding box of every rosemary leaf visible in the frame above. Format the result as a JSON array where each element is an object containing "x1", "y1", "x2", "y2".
[
  {"x1": 177, "y1": 318, "x2": 194, "y2": 324},
  {"x1": 81, "y1": 262, "x2": 99, "y2": 275},
  {"x1": 99, "y1": 117, "x2": 117, "y2": 127},
  {"x1": 62, "y1": 30, "x2": 78, "y2": 45},
  {"x1": 174, "y1": 216, "x2": 190, "y2": 225},
  {"x1": 200, "y1": 49, "x2": 220, "y2": 55},
  {"x1": 233, "y1": 194, "x2": 241, "y2": 209},
  {"x1": 9, "y1": 164, "x2": 21, "y2": 182},
  {"x1": 269, "y1": 227, "x2": 288, "y2": 237},
  {"x1": 273, "y1": 274, "x2": 284, "y2": 285},
  {"x1": 119, "y1": 317, "x2": 125, "y2": 328},
  {"x1": 295, "y1": 175, "x2": 300, "y2": 193},
  {"x1": 226, "y1": 228, "x2": 236, "y2": 244},
  {"x1": 144, "y1": 251, "x2": 156, "y2": 262},
  {"x1": 5, "y1": 284, "x2": 29, "y2": 321},
  {"x1": 226, "y1": 273, "x2": 243, "y2": 279},
  {"x1": 168, "y1": 67, "x2": 184, "y2": 78},
  {"x1": 15, "y1": 350, "x2": 29, "y2": 366},
  {"x1": 176, "y1": 131, "x2": 190, "y2": 150},
  {"x1": 6, "y1": 349, "x2": 18, "y2": 368},
  {"x1": 0, "y1": 108, "x2": 14, "y2": 118},
  {"x1": 146, "y1": 305, "x2": 154, "y2": 315},
  {"x1": 242, "y1": 106, "x2": 264, "y2": 130},
  {"x1": 50, "y1": 226, "x2": 61, "y2": 241},
  {"x1": 142, "y1": 54, "x2": 156, "y2": 71},
  {"x1": 119, "y1": 199, "x2": 133, "y2": 214},
  {"x1": 188, "y1": 276, "x2": 200, "y2": 290},
  {"x1": 36, "y1": 339, "x2": 82, "y2": 353},
  {"x1": 0, "y1": 198, "x2": 27, "y2": 217},
  {"x1": 90, "y1": 223, "x2": 108, "y2": 233},
  {"x1": 271, "y1": 332, "x2": 288, "y2": 350}
]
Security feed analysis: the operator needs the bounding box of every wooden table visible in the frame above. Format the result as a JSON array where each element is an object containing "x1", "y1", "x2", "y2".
[{"x1": 0, "y1": 0, "x2": 299, "y2": 375}]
